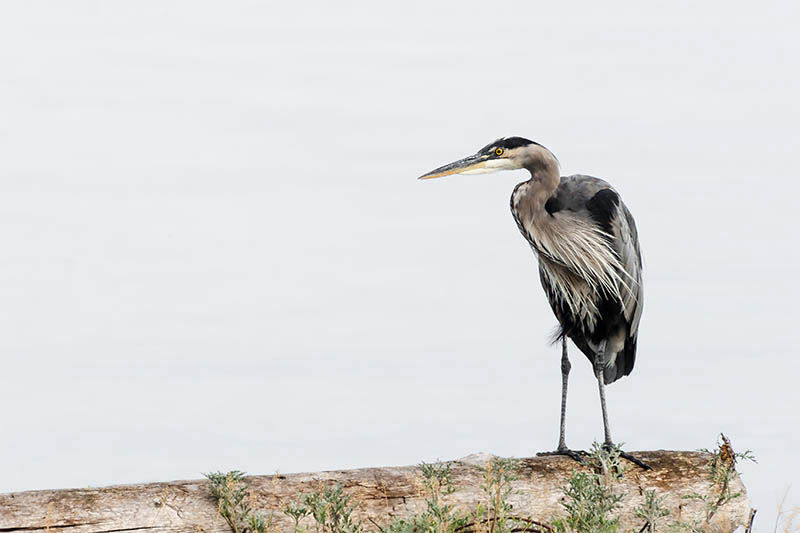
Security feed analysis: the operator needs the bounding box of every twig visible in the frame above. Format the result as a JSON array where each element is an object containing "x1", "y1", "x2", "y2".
[
  {"x1": 509, "y1": 517, "x2": 554, "y2": 533},
  {"x1": 454, "y1": 516, "x2": 553, "y2": 533},
  {"x1": 745, "y1": 508, "x2": 756, "y2": 533},
  {"x1": 367, "y1": 516, "x2": 386, "y2": 533}
]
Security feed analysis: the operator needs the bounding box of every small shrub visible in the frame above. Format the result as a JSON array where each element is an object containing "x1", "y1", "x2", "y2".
[
  {"x1": 634, "y1": 490, "x2": 669, "y2": 533},
  {"x1": 205, "y1": 470, "x2": 274, "y2": 533},
  {"x1": 283, "y1": 484, "x2": 363, "y2": 533},
  {"x1": 671, "y1": 434, "x2": 755, "y2": 532},
  {"x1": 550, "y1": 470, "x2": 622, "y2": 533},
  {"x1": 550, "y1": 443, "x2": 627, "y2": 533},
  {"x1": 473, "y1": 457, "x2": 522, "y2": 533},
  {"x1": 385, "y1": 460, "x2": 467, "y2": 533},
  {"x1": 384, "y1": 457, "x2": 534, "y2": 533}
]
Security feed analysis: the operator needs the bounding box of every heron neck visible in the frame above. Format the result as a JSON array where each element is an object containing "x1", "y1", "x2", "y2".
[{"x1": 525, "y1": 155, "x2": 560, "y2": 213}]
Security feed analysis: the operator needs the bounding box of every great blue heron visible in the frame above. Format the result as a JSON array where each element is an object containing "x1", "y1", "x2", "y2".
[{"x1": 419, "y1": 137, "x2": 647, "y2": 467}]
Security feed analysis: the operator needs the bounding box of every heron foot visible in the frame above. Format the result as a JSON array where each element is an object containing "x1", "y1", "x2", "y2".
[
  {"x1": 618, "y1": 451, "x2": 651, "y2": 470},
  {"x1": 537, "y1": 448, "x2": 587, "y2": 464},
  {"x1": 602, "y1": 443, "x2": 651, "y2": 470}
]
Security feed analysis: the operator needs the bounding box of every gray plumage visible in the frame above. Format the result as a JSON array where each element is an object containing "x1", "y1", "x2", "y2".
[
  {"x1": 419, "y1": 136, "x2": 647, "y2": 461},
  {"x1": 512, "y1": 173, "x2": 643, "y2": 384}
]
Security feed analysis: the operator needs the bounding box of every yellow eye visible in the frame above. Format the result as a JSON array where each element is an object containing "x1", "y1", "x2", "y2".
[{"x1": 495, "y1": 148, "x2": 504, "y2": 156}]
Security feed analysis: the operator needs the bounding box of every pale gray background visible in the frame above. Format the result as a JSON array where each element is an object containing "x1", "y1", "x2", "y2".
[{"x1": 1, "y1": 0, "x2": 798, "y2": 523}]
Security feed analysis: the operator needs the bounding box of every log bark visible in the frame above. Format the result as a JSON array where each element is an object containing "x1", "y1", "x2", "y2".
[{"x1": 0, "y1": 451, "x2": 751, "y2": 533}]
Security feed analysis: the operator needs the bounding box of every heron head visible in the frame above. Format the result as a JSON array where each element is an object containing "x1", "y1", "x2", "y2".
[{"x1": 418, "y1": 137, "x2": 551, "y2": 180}]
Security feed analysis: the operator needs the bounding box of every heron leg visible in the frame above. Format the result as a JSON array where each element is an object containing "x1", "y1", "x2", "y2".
[
  {"x1": 593, "y1": 352, "x2": 651, "y2": 470},
  {"x1": 537, "y1": 338, "x2": 586, "y2": 464},
  {"x1": 593, "y1": 353, "x2": 613, "y2": 446},
  {"x1": 558, "y1": 336, "x2": 571, "y2": 450}
]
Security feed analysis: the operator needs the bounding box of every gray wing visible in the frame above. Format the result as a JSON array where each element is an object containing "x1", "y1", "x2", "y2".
[
  {"x1": 546, "y1": 174, "x2": 614, "y2": 212},
  {"x1": 613, "y1": 200, "x2": 643, "y2": 336},
  {"x1": 549, "y1": 174, "x2": 643, "y2": 335}
]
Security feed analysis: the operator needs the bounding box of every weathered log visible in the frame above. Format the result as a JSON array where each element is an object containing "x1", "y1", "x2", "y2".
[{"x1": 0, "y1": 451, "x2": 751, "y2": 533}]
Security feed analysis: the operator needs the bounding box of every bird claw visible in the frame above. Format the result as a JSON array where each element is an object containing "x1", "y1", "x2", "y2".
[
  {"x1": 617, "y1": 450, "x2": 651, "y2": 470},
  {"x1": 537, "y1": 448, "x2": 588, "y2": 464},
  {"x1": 538, "y1": 445, "x2": 652, "y2": 470}
]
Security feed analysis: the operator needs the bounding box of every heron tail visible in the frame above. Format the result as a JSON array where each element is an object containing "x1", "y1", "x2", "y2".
[{"x1": 604, "y1": 335, "x2": 637, "y2": 384}]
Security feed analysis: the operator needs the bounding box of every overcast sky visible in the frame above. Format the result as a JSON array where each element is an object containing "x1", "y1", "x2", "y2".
[{"x1": 1, "y1": 0, "x2": 799, "y2": 523}]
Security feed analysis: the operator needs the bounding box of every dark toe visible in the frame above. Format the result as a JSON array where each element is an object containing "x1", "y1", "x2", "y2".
[
  {"x1": 537, "y1": 449, "x2": 587, "y2": 464},
  {"x1": 618, "y1": 451, "x2": 651, "y2": 470}
]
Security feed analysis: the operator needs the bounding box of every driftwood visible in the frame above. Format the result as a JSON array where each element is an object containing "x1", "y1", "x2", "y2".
[{"x1": 0, "y1": 451, "x2": 751, "y2": 533}]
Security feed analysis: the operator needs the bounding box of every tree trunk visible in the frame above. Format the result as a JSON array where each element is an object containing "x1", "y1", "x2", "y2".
[{"x1": 0, "y1": 451, "x2": 752, "y2": 533}]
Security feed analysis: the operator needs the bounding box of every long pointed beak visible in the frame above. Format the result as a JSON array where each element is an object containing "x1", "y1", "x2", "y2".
[{"x1": 418, "y1": 153, "x2": 488, "y2": 180}]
